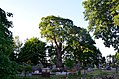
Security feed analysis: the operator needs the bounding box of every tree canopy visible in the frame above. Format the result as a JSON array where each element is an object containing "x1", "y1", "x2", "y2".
[
  {"x1": 83, "y1": 0, "x2": 119, "y2": 51},
  {"x1": 18, "y1": 37, "x2": 47, "y2": 65},
  {"x1": 0, "y1": 8, "x2": 17, "y2": 78},
  {"x1": 39, "y1": 15, "x2": 75, "y2": 67},
  {"x1": 39, "y1": 15, "x2": 97, "y2": 67},
  {"x1": 0, "y1": 8, "x2": 13, "y2": 56}
]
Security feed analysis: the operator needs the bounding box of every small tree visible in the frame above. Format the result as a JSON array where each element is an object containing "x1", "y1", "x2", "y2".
[{"x1": 18, "y1": 37, "x2": 47, "y2": 66}]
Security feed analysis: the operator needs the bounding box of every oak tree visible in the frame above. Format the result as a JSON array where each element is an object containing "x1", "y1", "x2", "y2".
[{"x1": 39, "y1": 15, "x2": 97, "y2": 67}]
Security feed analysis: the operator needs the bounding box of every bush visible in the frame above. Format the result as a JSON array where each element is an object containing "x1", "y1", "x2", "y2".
[
  {"x1": 25, "y1": 65, "x2": 32, "y2": 73},
  {"x1": 64, "y1": 58, "x2": 75, "y2": 69},
  {"x1": 51, "y1": 69, "x2": 57, "y2": 72}
]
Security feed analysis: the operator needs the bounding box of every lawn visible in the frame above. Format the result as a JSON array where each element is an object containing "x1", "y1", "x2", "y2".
[{"x1": 16, "y1": 69, "x2": 119, "y2": 79}]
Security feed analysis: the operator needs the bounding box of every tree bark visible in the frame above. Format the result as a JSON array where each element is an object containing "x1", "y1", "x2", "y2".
[{"x1": 56, "y1": 48, "x2": 62, "y2": 68}]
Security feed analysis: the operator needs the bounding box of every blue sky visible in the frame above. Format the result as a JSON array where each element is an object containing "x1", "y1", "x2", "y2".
[{"x1": 0, "y1": 0, "x2": 115, "y2": 56}]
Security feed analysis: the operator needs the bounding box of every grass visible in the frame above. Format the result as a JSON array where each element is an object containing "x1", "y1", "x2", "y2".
[
  {"x1": 16, "y1": 75, "x2": 68, "y2": 79},
  {"x1": 87, "y1": 69, "x2": 116, "y2": 75},
  {"x1": 15, "y1": 69, "x2": 119, "y2": 79}
]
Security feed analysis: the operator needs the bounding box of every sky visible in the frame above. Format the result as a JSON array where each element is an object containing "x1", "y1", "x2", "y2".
[{"x1": 0, "y1": 0, "x2": 115, "y2": 57}]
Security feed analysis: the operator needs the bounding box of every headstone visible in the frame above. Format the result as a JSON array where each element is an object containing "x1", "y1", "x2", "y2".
[
  {"x1": 42, "y1": 68, "x2": 50, "y2": 77},
  {"x1": 34, "y1": 70, "x2": 39, "y2": 74},
  {"x1": 52, "y1": 65, "x2": 56, "y2": 69},
  {"x1": 94, "y1": 64, "x2": 97, "y2": 69},
  {"x1": 99, "y1": 64, "x2": 102, "y2": 69},
  {"x1": 87, "y1": 67, "x2": 91, "y2": 72}
]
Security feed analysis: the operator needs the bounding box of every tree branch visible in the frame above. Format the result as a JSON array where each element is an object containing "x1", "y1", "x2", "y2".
[
  {"x1": 53, "y1": 36, "x2": 59, "y2": 48},
  {"x1": 62, "y1": 45, "x2": 70, "y2": 53}
]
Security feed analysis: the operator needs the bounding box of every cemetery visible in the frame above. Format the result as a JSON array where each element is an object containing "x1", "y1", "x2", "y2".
[
  {"x1": 15, "y1": 62, "x2": 119, "y2": 79},
  {"x1": 1, "y1": 0, "x2": 119, "y2": 79}
]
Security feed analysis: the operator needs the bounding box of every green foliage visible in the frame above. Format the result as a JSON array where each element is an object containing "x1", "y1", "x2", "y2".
[
  {"x1": 0, "y1": 8, "x2": 17, "y2": 79},
  {"x1": 65, "y1": 28, "x2": 101, "y2": 66},
  {"x1": 39, "y1": 15, "x2": 100, "y2": 67},
  {"x1": 83, "y1": 0, "x2": 119, "y2": 50},
  {"x1": 20, "y1": 64, "x2": 32, "y2": 73},
  {"x1": 0, "y1": 8, "x2": 13, "y2": 56},
  {"x1": 47, "y1": 45, "x2": 56, "y2": 64},
  {"x1": 39, "y1": 15, "x2": 74, "y2": 43},
  {"x1": 64, "y1": 58, "x2": 75, "y2": 69},
  {"x1": 17, "y1": 64, "x2": 24, "y2": 73},
  {"x1": 9, "y1": 36, "x2": 23, "y2": 62},
  {"x1": 39, "y1": 15, "x2": 75, "y2": 67},
  {"x1": 115, "y1": 51, "x2": 119, "y2": 64},
  {"x1": 0, "y1": 55, "x2": 18, "y2": 79},
  {"x1": 25, "y1": 65, "x2": 32, "y2": 73},
  {"x1": 116, "y1": 52, "x2": 119, "y2": 60},
  {"x1": 18, "y1": 37, "x2": 47, "y2": 65}
]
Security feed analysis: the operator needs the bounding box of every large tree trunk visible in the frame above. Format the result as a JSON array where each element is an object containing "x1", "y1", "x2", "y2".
[{"x1": 56, "y1": 48, "x2": 62, "y2": 68}]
